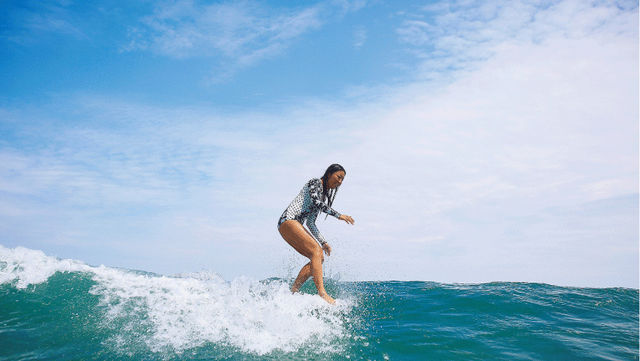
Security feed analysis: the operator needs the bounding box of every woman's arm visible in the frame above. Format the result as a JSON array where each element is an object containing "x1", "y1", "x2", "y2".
[{"x1": 306, "y1": 211, "x2": 328, "y2": 245}]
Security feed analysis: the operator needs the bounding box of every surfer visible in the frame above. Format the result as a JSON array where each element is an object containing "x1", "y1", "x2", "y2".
[{"x1": 277, "y1": 164, "x2": 355, "y2": 304}]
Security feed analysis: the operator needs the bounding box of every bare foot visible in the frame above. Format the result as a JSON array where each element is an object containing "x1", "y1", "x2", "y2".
[{"x1": 319, "y1": 292, "x2": 336, "y2": 305}]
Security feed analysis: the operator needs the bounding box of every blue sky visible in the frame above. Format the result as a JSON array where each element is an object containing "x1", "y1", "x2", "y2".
[{"x1": 1, "y1": 0, "x2": 638, "y2": 287}]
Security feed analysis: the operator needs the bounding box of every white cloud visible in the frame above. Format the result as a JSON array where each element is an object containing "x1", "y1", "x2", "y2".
[
  {"x1": 2, "y1": 1, "x2": 86, "y2": 43},
  {"x1": 397, "y1": 0, "x2": 636, "y2": 79},
  {"x1": 124, "y1": 1, "x2": 328, "y2": 80},
  {"x1": 122, "y1": 1, "x2": 369, "y2": 81},
  {"x1": 353, "y1": 26, "x2": 366, "y2": 48},
  {"x1": 396, "y1": 20, "x2": 431, "y2": 46}
]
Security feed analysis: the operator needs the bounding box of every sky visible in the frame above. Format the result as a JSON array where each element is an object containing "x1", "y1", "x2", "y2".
[{"x1": 0, "y1": 0, "x2": 638, "y2": 288}]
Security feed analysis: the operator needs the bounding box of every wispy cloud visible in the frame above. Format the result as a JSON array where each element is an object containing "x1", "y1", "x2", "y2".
[
  {"x1": 353, "y1": 26, "x2": 366, "y2": 49},
  {"x1": 396, "y1": 0, "x2": 637, "y2": 78},
  {"x1": 124, "y1": 1, "x2": 341, "y2": 81},
  {"x1": 122, "y1": 1, "x2": 369, "y2": 81},
  {"x1": 1, "y1": 1, "x2": 86, "y2": 44}
]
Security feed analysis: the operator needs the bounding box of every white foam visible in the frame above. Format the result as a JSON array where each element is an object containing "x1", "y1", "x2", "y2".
[
  {"x1": 0, "y1": 245, "x2": 354, "y2": 355},
  {"x1": 0, "y1": 245, "x2": 91, "y2": 288}
]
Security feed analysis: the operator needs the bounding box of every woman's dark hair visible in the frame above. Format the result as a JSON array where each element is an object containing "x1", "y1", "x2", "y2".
[{"x1": 321, "y1": 163, "x2": 346, "y2": 219}]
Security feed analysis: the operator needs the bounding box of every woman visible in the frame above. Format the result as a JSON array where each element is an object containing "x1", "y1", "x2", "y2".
[{"x1": 278, "y1": 164, "x2": 355, "y2": 304}]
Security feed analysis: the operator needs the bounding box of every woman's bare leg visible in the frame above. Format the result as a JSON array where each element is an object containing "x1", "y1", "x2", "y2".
[
  {"x1": 279, "y1": 220, "x2": 334, "y2": 304},
  {"x1": 291, "y1": 262, "x2": 311, "y2": 293},
  {"x1": 291, "y1": 226, "x2": 326, "y2": 292}
]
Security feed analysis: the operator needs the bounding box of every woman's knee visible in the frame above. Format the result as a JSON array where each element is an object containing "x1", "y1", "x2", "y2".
[{"x1": 311, "y1": 247, "x2": 324, "y2": 263}]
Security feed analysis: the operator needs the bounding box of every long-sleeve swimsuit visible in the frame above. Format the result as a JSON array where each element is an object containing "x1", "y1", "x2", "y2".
[{"x1": 278, "y1": 178, "x2": 341, "y2": 245}]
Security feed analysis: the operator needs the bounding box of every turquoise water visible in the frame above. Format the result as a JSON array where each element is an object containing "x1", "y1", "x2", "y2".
[{"x1": 0, "y1": 246, "x2": 638, "y2": 360}]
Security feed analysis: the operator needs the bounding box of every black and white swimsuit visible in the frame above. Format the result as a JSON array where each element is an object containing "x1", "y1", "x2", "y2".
[{"x1": 278, "y1": 178, "x2": 341, "y2": 245}]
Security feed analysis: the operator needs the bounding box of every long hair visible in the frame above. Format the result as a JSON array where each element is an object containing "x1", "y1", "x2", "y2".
[{"x1": 321, "y1": 163, "x2": 346, "y2": 219}]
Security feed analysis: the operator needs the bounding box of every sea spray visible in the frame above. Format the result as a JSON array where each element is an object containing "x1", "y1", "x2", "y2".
[{"x1": 0, "y1": 245, "x2": 355, "y2": 359}]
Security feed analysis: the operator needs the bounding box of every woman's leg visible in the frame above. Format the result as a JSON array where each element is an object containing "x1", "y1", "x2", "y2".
[
  {"x1": 279, "y1": 220, "x2": 334, "y2": 304},
  {"x1": 291, "y1": 262, "x2": 311, "y2": 292},
  {"x1": 291, "y1": 227, "x2": 325, "y2": 292}
]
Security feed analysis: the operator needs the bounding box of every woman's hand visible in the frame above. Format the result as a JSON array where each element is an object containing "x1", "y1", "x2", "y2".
[
  {"x1": 322, "y1": 243, "x2": 332, "y2": 256},
  {"x1": 339, "y1": 214, "x2": 355, "y2": 225}
]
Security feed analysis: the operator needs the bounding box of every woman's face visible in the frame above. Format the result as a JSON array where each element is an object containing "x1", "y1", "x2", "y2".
[{"x1": 327, "y1": 170, "x2": 345, "y2": 189}]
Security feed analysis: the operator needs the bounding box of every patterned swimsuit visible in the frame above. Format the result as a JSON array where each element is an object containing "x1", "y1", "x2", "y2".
[{"x1": 278, "y1": 178, "x2": 342, "y2": 245}]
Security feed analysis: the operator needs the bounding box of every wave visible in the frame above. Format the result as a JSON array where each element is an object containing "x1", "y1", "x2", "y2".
[{"x1": 0, "y1": 245, "x2": 355, "y2": 357}]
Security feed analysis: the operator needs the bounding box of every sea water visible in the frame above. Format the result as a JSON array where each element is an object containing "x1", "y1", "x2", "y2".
[{"x1": 0, "y1": 245, "x2": 637, "y2": 360}]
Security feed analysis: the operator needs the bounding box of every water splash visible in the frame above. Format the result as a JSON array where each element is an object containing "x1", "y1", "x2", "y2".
[{"x1": 0, "y1": 245, "x2": 354, "y2": 356}]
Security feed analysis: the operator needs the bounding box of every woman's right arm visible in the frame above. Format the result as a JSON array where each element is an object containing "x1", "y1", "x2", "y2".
[{"x1": 306, "y1": 211, "x2": 328, "y2": 245}]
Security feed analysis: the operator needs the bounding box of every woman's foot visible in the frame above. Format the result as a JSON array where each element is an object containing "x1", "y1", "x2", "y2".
[{"x1": 319, "y1": 292, "x2": 336, "y2": 304}]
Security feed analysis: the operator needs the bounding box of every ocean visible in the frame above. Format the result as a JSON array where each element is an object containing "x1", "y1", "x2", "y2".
[{"x1": 0, "y1": 245, "x2": 637, "y2": 360}]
